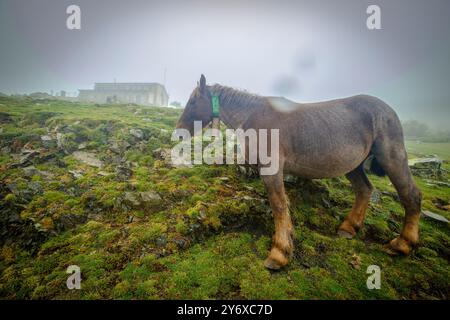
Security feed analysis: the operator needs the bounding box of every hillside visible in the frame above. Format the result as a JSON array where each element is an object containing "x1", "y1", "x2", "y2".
[{"x1": 0, "y1": 96, "x2": 449, "y2": 299}]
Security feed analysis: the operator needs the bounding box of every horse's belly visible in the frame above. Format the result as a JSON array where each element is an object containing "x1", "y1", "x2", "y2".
[{"x1": 284, "y1": 145, "x2": 369, "y2": 178}]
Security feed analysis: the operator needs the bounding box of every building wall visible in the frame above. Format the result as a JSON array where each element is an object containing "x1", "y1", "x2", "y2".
[{"x1": 78, "y1": 83, "x2": 168, "y2": 106}]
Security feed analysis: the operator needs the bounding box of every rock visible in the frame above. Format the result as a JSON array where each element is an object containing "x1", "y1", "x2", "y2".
[
  {"x1": 123, "y1": 192, "x2": 140, "y2": 207},
  {"x1": 237, "y1": 165, "x2": 259, "y2": 178},
  {"x1": 72, "y1": 151, "x2": 104, "y2": 168},
  {"x1": 22, "y1": 166, "x2": 38, "y2": 177},
  {"x1": 424, "y1": 179, "x2": 450, "y2": 188},
  {"x1": 54, "y1": 214, "x2": 87, "y2": 232},
  {"x1": 370, "y1": 189, "x2": 382, "y2": 204},
  {"x1": 350, "y1": 254, "x2": 361, "y2": 269},
  {"x1": 153, "y1": 147, "x2": 171, "y2": 160},
  {"x1": 421, "y1": 210, "x2": 449, "y2": 223},
  {"x1": 156, "y1": 235, "x2": 167, "y2": 248},
  {"x1": 284, "y1": 174, "x2": 298, "y2": 184},
  {"x1": 130, "y1": 128, "x2": 144, "y2": 139},
  {"x1": 408, "y1": 157, "x2": 442, "y2": 178},
  {"x1": 1, "y1": 146, "x2": 11, "y2": 154},
  {"x1": 40, "y1": 135, "x2": 56, "y2": 148},
  {"x1": 97, "y1": 171, "x2": 112, "y2": 177},
  {"x1": 140, "y1": 191, "x2": 162, "y2": 206},
  {"x1": 22, "y1": 165, "x2": 54, "y2": 179},
  {"x1": 0, "y1": 112, "x2": 13, "y2": 123},
  {"x1": 69, "y1": 170, "x2": 83, "y2": 179},
  {"x1": 12, "y1": 150, "x2": 40, "y2": 167},
  {"x1": 78, "y1": 142, "x2": 88, "y2": 150},
  {"x1": 115, "y1": 164, "x2": 132, "y2": 181},
  {"x1": 109, "y1": 140, "x2": 131, "y2": 154},
  {"x1": 122, "y1": 190, "x2": 163, "y2": 210},
  {"x1": 173, "y1": 236, "x2": 189, "y2": 249}
]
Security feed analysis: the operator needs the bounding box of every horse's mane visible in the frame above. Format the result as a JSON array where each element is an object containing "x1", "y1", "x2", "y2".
[{"x1": 209, "y1": 84, "x2": 265, "y2": 108}]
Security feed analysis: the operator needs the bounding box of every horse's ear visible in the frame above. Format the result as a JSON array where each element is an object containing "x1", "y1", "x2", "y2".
[{"x1": 199, "y1": 74, "x2": 206, "y2": 92}]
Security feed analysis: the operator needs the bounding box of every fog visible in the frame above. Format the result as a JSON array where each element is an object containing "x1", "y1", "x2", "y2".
[{"x1": 0, "y1": 0, "x2": 449, "y2": 128}]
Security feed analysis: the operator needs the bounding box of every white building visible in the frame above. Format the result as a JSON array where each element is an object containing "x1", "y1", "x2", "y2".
[{"x1": 78, "y1": 82, "x2": 169, "y2": 106}]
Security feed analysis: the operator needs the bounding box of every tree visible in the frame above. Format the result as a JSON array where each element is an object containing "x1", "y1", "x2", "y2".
[
  {"x1": 170, "y1": 101, "x2": 183, "y2": 108},
  {"x1": 402, "y1": 120, "x2": 430, "y2": 138}
]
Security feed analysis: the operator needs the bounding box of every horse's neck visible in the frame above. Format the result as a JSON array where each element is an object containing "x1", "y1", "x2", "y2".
[{"x1": 211, "y1": 85, "x2": 265, "y2": 129}]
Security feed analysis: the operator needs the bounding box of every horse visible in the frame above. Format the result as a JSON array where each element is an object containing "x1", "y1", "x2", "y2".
[{"x1": 176, "y1": 74, "x2": 421, "y2": 270}]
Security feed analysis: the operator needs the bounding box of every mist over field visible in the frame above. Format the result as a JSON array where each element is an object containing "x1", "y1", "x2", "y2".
[{"x1": 0, "y1": 0, "x2": 449, "y2": 128}]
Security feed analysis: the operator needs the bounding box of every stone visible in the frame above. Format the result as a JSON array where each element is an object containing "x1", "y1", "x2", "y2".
[
  {"x1": 22, "y1": 165, "x2": 38, "y2": 177},
  {"x1": 152, "y1": 147, "x2": 171, "y2": 160},
  {"x1": 350, "y1": 254, "x2": 361, "y2": 269},
  {"x1": 40, "y1": 135, "x2": 56, "y2": 148},
  {"x1": 15, "y1": 150, "x2": 40, "y2": 167},
  {"x1": 72, "y1": 151, "x2": 104, "y2": 168},
  {"x1": 140, "y1": 191, "x2": 162, "y2": 205},
  {"x1": 1, "y1": 146, "x2": 11, "y2": 154},
  {"x1": 408, "y1": 157, "x2": 442, "y2": 178},
  {"x1": 123, "y1": 192, "x2": 140, "y2": 207},
  {"x1": 109, "y1": 140, "x2": 131, "y2": 154},
  {"x1": 54, "y1": 214, "x2": 87, "y2": 232},
  {"x1": 69, "y1": 170, "x2": 83, "y2": 179},
  {"x1": 130, "y1": 128, "x2": 144, "y2": 139},
  {"x1": 370, "y1": 189, "x2": 382, "y2": 204},
  {"x1": 237, "y1": 165, "x2": 259, "y2": 178},
  {"x1": 97, "y1": 171, "x2": 112, "y2": 177},
  {"x1": 115, "y1": 164, "x2": 132, "y2": 181},
  {"x1": 421, "y1": 210, "x2": 449, "y2": 223},
  {"x1": 283, "y1": 174, "x2": 298, "y2": 184},
  {"x1": 78, "y1": 142, "x2": 88, "y2": 150}
]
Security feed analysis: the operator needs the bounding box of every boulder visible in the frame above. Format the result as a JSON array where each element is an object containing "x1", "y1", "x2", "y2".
[
  {"x1": 130, "y1": 128, "x2": 144, "y2": 139},
  {"x1": 115, "y1": 164, "x2": 132, "y2": 181},
  {"x1": 72, "y1": 151, "x2": 104, "y2": 168},
  {"x1": 123, "y1": 192, "x2": 140, "y2": 207},
  {"x1": 54, "y1": 214, "x2": 87, "y2": 232},
  {"x1": 408, "y1": 157, "x2": 442, "y2": 178},
  {"x1": 421, "y1": 210, "x2": 449, "y2": 223},
  {"x1": 41, "y1": 135, "x2": 56, "y2": 148},
  {"x1": 14, "y1": 150, "x2": 40, "y2": 167},
  {"x1": 109, "y1": 140, "x2": 131, "y2": 154},
  {"x1": 140, "y1": 191, "x2": 162, "y2": 206}
]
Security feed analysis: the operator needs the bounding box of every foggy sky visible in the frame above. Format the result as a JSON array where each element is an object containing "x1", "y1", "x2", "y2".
[{"x1": 0, "y1": 0, "x2": 449, "y2": 128}]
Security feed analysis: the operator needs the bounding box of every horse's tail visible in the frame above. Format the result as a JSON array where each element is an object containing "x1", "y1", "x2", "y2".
[{"x1": 369, "y1": 156, "x2": 386, "y2": 177}]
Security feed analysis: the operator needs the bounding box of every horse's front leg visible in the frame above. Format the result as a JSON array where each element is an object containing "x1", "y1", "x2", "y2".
[{"x1": 261, "y1": 173, "x2": 294, "y2": 270}]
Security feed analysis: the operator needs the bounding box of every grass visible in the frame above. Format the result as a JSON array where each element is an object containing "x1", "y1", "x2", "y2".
[
  {"x1": 405, "y1": 140, "x2": 450, "y2": 160},
  {"x1": 0, "y1": 95, "x2": 449, "y2": 300}
]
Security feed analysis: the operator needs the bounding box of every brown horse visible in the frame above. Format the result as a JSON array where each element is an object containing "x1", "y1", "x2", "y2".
[{"x1": 176, "y1": 74, "x2": 421, "y2": 270}]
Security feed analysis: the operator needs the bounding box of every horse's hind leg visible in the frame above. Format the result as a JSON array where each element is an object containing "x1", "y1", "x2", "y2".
[
  {"x1": 372, "y1": 140, "x2": 422, "y2": 255},
  {"x1": 338, "y1": 164, "x2": 373, "y2": 239},
  {"x1": 261, "y1": 172, "x2": 294, "y2": 270}
]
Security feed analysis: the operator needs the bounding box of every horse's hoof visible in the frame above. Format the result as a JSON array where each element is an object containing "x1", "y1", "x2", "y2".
[
  {"x1": 337, "y1": 221, "x2": 356, "y2": 239},
  {"x1": 264, "y1": 248, "x2": 289, "y2": 270},
  {"x1": 337, "y1": 229, "x2": 354, "y2": 239},
  {"x1": 387, "y1": 237, "x2": 412, "y2": 255}
]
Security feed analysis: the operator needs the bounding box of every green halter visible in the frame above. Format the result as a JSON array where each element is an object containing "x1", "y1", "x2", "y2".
[{"x1": 211, "y1": 94, "x2": 220, "y2": 118}]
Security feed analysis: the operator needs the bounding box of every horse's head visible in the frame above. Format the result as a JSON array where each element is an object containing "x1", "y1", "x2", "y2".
[{"x1": 176, "y1": 74, "x2": 214, "y2": 135}]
